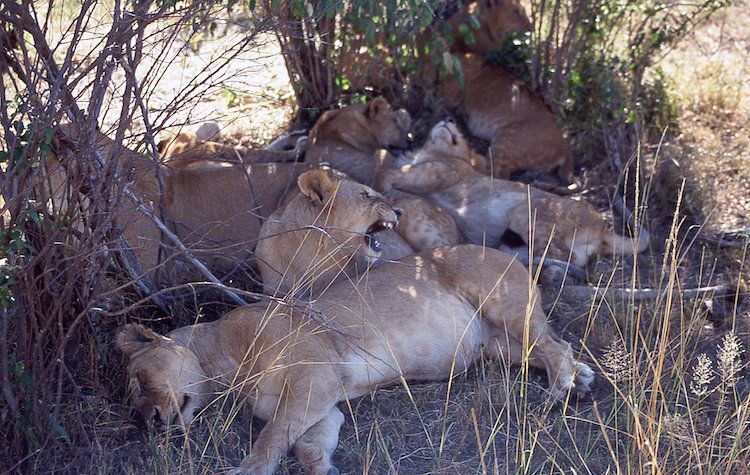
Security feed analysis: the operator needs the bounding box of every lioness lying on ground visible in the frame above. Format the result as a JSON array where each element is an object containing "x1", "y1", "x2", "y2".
[
  {"x1": 158, "y1": 130, "x2": 305, "y2": 166},
  {"x1": 377, "y1": 121, "x2": 649, "y2": 266},
  {"x1": 305, "y1": 97, "x2": 412, "y2": 185},
  {"x1": 429, "y1": 0, "x2": 577, "y2": 189},
  {"x1": 118, "y1": 245, "x2": 595, "y2": 475},
  {"x1": 255, "y1": 168, "x2": 412, "y2": 296},
  {"x1": 49, "y1": 125, "x2": 312, "y2": 283}
]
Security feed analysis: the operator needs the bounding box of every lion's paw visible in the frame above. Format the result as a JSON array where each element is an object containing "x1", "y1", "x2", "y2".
[{"x1": 574, "y1": 362, "x2": 595, "y2": 393}]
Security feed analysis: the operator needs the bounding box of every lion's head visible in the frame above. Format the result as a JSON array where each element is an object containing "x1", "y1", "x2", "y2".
[
  {"x1": 451, "y1": 0, "x2": 532, "y2": 55},
  {"x1": 256, "y1": 167, "x2": 404, "y2": 295},
  {"x1": 117, "y1": 324, "x2": 210, "y2": 429},
  {"x1": 296, "y1": 168, "x2": 401, "y2": 261},
  {"x1": 309, "y1": 97, "x2": 412, "y2": 152},
  {"x1": 416, "y1": 120, "x2": 488, "y2": 171}
]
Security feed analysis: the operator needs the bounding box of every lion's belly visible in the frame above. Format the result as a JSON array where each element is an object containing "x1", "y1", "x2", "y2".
[
  {"x1": 432, "y1": 183, "x2": 525, "y2": 247},
  {"x1": 336, "y1": 294, "x2": 485, "y2": 396}
]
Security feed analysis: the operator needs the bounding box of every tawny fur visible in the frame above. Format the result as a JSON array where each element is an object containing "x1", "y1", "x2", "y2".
[
  {"x1": 48, "y1": 125, "x2": 312, "y2": 282},
  {"x1": 158, "y1": 131, "x2": 303, "y2": 166},
  {"x1": 426, "y1": 0, "x2": 576, "y2": 185},
  {"x1": 378, "y1": 121, "x2": 648, "y2": 266},
  {"x1": 118, "y1": 245, "x2": 595, "y2": 475},
  {"x1": 305, "y1": 97, "x2": 412, "y2": 185},
  {"x1": 256, "y1": 168, "x2": 411, "y2": 296}
]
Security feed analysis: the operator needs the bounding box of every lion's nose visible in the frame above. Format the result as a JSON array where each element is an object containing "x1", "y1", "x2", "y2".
[
  {"x1": 443, "y1": 116, "x2": 455, "y2": 125},
  {"x1": 392, "y1": 207, "x2": 403, "y2": 219}
]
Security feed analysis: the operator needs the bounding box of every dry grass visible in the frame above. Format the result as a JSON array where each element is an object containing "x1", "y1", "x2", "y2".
[{"x1": 660, "y1": 0, "x2": 750, "y2": 231}]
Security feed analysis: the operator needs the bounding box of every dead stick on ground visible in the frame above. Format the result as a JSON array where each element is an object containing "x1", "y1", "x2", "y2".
[
  {"x1": 508, "y1": 252, "x2": 587, "y2": 281},
  {"x1": 561, "y1": 284, "x2": 732, "y2": 301}
]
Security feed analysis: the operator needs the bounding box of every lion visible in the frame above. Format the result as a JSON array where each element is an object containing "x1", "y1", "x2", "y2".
[
  {"x1": 255, "y1": 167, "x2": 412, "y2": 296},
  {"x1": 158, "y1": 131, "x2": 305, "y2": 167},
  {"x1": 118, "y1": 244, "x2": 595, "y2": 475},
  {"x1": 305, "y1": 97, "x2": 412, "y2": 186},
  {"x1": 427, "y1": 0, "x2": 577, "y2": 189},
  {"x1": 377, "y1": 121, "x2": 649, "y2": 267},
  {"x1": 49, "y1": 125, "x2": 313, "y2": 283},
  {"x1": 446, "y1": 0, "x2": 533, "y2": 55}
]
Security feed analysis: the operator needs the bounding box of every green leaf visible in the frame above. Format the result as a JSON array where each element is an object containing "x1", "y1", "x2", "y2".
[
  {"x1": 419, "y1": 6, "x2": 433, "y2": 29},
  {"x1": 48, "y1": 416, "x2": 71, "y2": 444},
  {"x1": 452, "y1": 59, "x2": 464, "y2": 89},
  {"x1": 291, "y1": 0, "x2": 306, "y2": 18},
  {"x1": 43, "y1": 128, "x2": 54, "y2": 144}
]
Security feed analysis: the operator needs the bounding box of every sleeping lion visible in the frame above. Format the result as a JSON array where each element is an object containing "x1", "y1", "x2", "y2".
[{"x1": 118, "y1": 245, "x2": 594, "y2": 474}]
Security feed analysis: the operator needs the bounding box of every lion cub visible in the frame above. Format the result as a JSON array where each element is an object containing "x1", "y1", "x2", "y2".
[
  {"x1": 158, "y1": 131, "x2": 305, "y2": 166},
  {"x1": 305, "y1": 97, "x2": 412, "y2": 185},
  {"x1": 256, "y1": 167, "x2": 412, "y2": 296},
  {"x1": 118, "y1": 245, "x2": 594, "y2": 475},
  {"x1": 377, "y1": 121, "x2": 648, "y2": 266},
  {"x1": 429, "y1": 0, "x2": 576, "y2": 187}
]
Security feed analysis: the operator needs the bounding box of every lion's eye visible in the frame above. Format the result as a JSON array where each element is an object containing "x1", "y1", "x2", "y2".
[{"x1": 361, "y1": 191, "x2": 372, "y2": 199}]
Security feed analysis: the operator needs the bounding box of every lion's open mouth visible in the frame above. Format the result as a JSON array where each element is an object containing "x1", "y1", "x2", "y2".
[{"x1": 364, "y1": 220, "x2": 396, "y2": 253}]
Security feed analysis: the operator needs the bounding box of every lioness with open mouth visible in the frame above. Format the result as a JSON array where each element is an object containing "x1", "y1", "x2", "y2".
[
  {"x1": 118, "y1": 244, "x2": 594, "y2": 475},
  {"x1": 255, "y1": 167, "x2": 411, "y2": 296}
]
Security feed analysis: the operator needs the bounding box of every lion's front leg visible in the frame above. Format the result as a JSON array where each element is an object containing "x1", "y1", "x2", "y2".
[
  {"x1": 232, "y1": 374, "x2": 342, "y2": 475},
  {"x1": 293, "y1": 407, "x2": 345, "y2": 475}
]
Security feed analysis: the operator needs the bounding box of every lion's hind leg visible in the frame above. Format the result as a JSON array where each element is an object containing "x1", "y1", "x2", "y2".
[{"x1": 478, "y1": 282, "x2": 594, "y2": 400}]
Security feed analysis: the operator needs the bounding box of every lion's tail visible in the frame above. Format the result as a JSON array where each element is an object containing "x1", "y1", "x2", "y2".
[{"x1": 601, "y1": 226, "x2": 649, "y2": 256}]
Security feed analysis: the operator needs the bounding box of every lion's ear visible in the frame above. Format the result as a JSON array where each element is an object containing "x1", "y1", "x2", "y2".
[
  {"x1": 366, "y1": 97, "x2": 391, "y2": 118},
  {"x1": 156, "y1": 137, "x2": 171, "y2": 154},
  {"x1": 116, "y1": 324, "x2": 163, "y2": 357},
  {"x1": 298, "y1": 169, "x2": 338, "y2": 205}
]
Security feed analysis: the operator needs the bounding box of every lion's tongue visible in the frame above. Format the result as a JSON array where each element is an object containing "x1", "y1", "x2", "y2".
[
  {"x1": 365, "y1": 234, "x2": 382, "y2": 253},
  {"x1": 365, "y1": 220, "x2": 396, "y2": 253}
]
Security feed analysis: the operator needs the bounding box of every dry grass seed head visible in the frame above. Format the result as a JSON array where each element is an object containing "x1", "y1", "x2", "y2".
[
  {"x1": 716, "y1": 331, "x2": 745, "y2": 391},
  {"x1": 690, "y1": 354, "x2": 715, "y2": 397}
]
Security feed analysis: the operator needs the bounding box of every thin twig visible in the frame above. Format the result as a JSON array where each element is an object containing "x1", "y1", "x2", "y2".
[{"x1": 117, "y1": 173, "x2": 247, "y2": 307}]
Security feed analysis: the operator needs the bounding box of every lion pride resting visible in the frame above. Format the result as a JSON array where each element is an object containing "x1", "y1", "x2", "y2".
[
  {"x1": 377, "y1": 121, "x2": 649, "y2": 266},
  {"x1": 48, "y1": 98, "x2": 408, "y2": 283},
  {"x1": 49, "y1": 127, "x2": 311, "y2": 281},
  {"x1": 118, "y1": 245, "x2": 594, "y2": 475}
]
